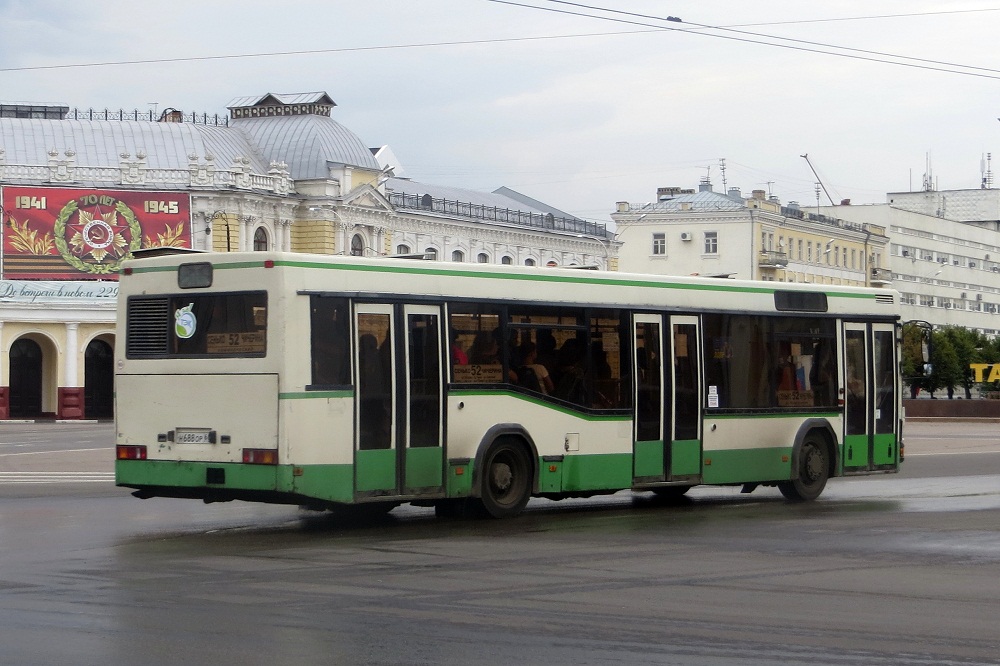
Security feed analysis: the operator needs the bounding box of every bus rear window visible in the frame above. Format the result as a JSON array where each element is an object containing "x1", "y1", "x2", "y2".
[{"x1": 126, "y1": 292, "x2": 267, "y2": 358}]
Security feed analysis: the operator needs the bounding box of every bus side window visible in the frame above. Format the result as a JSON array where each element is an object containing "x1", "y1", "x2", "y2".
[{"x1": 310, "y1": 296, "x2": 351, "y2": 386}]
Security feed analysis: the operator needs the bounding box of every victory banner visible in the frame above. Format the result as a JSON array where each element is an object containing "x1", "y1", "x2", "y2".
[{"x1": 1, "y1": 187, "x2": 191, "y2": 280}]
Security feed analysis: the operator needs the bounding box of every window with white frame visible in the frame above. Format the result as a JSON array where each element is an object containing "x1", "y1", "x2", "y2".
[
  {"x1": 652, "y1": 233, "x2": 665, "y2": 255},
  {"x1": 704, "y1": 231, "x2": 718, "y2": 254}
]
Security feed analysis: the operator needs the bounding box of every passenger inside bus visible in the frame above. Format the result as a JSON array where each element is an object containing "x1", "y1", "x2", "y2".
[{"x1": 517, "y1": 342, "x2": 554, "y2": 395}]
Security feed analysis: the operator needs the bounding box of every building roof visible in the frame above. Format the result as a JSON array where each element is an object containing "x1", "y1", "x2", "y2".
[
  {"x1": 231, "y1": 114, "x2": 380, "y2": 179},
  {"x1": 386, "y1": 177, "x2": 552, "y2": 214},
  {"x1": 226, "y1": 92, "x2": 336, "y2": 109},
  {"x1": 0, "y1": 91, "x2": 383, "y2": 185},
  {"x1": 493, "y1": 186, "x2": 583, "y2": 222},
  {"x1": 640, "y1": 190, "x2": 747, "y2": 212},
  {"x1": 0, "y1": 117, "x2": 271, "y2": 186}
]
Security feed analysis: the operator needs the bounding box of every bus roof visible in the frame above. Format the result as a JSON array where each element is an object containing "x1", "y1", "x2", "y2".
[{"x1": 121, "y1": 250, "x2": 900, "y2": 319}]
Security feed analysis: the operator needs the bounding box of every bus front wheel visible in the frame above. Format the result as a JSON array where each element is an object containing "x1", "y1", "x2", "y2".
[
  {"x1": 779, "y1": 433, "x2": 829, "y2": 501},
  {"x1": 479, "y1": 438, "x2": 533, "y2": 518}
]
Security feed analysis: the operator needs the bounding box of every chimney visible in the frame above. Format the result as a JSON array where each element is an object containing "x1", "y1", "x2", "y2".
[
  {"x1": 751, "y1": 189, "x2": 766, "y2": 201},
  {"x1": 158, "y1": 108, "x2": 184, "y2": 123},
  {"x1": 727, "y1": 187, "x2": 742, "y2": 201}
]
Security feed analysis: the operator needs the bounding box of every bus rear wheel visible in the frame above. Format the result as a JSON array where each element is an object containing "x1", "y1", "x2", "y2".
[
  {"x1": 479, "y1": 438, "x2": 532, "y2": 518},
  {"x1": 779, "y1": 433, "x2": 829, "y2": 501}
]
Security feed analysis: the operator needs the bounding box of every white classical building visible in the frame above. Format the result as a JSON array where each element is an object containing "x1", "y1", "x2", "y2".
[
  {"x1": 0, "y1": 91, "x2": 616, "y2": 419},
  {"x1": 612, "y1": 181, "x2": 889, "y2": 286},
  {"x1": 817, "y1": 187, "x2": 1000, "y2": 334}
]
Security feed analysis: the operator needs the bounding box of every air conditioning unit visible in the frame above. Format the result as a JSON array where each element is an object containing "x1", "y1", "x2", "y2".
[
  {"x1": 680, "y1": 232, "x2": 692, "y2": 241},
  {"x1": 970, "y1": 262, "x2": 977, "y2": 268},
  {"x1": 977, "y1": 293, "x2": 983, "y2": 301},
  {"x1": 993, "y1": 267, "x2": 999, "y2": 273},
  {"x1": 902, "y1": 250, "x2": 910, "y2": 257},
  {"x1": 954, "y1": 260, "x2": 960, "y2": 265},
  {"x1": 945, "y1": 303, "x2": 952, "y2": 308}
]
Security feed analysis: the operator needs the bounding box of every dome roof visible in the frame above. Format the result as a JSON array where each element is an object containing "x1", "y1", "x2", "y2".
[{"x1": 231, "y1": 114, "x2": 379, "y2": 179}]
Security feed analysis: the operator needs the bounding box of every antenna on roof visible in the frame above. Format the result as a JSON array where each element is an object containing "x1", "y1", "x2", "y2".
[
  {"x1": 982, "y1": 152, "x2": 993, "y2": 189},
  {"x1": 719, "y1": 158, "x2": 727, "y2": 193}
]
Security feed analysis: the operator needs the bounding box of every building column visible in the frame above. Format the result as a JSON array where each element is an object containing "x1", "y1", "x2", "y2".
[
  {"x1": 243, "y1": 217, "x2": 254, "y2": 252},
  {"x1": 0, "y1": 321, "x2": 7, "y2": 419},
  {"x1": 59, "y1": 322, "x2": 84, "y2": 419}
]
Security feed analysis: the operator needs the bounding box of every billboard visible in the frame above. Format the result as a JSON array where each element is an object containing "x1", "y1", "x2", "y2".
[{"x1": 1, "y1": 187, "x2": 191, "y2": 280}]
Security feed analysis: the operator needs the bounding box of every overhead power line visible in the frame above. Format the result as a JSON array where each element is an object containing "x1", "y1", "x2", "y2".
[
  {"x1": 1, "y1": 4, "x2": 997, "y2": 77},
  {"x1": 488, "y1": 0, "x2": 1000, "y2": 80},
  {"x1": 0, "y1": 31, "x2": 660, "y2": 73}
]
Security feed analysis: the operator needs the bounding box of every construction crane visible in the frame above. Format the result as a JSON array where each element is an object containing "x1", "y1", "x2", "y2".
[{"x1": 801, "y1": 153, "x2": 837, "y2": 206}]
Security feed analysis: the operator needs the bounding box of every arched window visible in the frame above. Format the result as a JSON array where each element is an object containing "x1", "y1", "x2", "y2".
[
  {"x1": 477, "y1": 253, "x2": 489, "y2": 263},
  {"x1": 253, "y1": 227, "x2": 268, "y2": 251},
  {"x1": 396, "y1": 244, "x2": 411, "y2": 255},
  {"x1": 525, "y1": 258, "x2": 536, "y2": 266},
  {"x1": 501, "y1": 256, "x2": 513, "y2": 265},
  {"x1": 546, "y1": 260, "x2": 558, "y2": 268},
  {"x1": 425, "y1": 247, "x2": 438, "y2": 261},
  {"x1": 351, "y1": 234, "x2": 365, "y2": 256},
  {"x1": 452, "y1": 250, "x2": 464, "y2": 262}
]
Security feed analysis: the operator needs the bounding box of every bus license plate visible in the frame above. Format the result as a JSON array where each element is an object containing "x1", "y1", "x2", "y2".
[{"x1": 176, "y1": 429, "x2": 212, "y2": 444}]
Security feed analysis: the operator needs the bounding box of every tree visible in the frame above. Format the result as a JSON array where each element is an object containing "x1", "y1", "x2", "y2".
[
  {"x1": 927, "y1": 332, "x2": 961, "y2": 399},
  {"x1": 940, "y1": 326, "x2": 984, "y2": 399}
]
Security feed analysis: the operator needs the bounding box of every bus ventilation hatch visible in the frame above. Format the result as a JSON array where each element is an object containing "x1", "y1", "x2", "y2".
[{"x1": 126, "y1": 297, "x2": 171, "y2": 356}]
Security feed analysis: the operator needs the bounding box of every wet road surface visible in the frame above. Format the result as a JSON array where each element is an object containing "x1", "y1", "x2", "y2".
[{"x1": 0, "y1": 421, "x2": 998, "y2": 665}]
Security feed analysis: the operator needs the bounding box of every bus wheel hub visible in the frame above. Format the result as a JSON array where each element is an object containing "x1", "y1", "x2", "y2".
[{"x1": 491, "y1": 463, "x2": 513, "y2": 492}]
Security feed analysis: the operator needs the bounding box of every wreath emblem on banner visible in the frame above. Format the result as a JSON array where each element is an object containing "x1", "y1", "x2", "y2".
[{"x1": 53, "y1": 199, "x2": 142, "y2": 274}]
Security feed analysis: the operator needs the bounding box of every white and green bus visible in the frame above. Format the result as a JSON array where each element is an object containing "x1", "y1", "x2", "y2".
[{"x1": 115, "y1": 250, "x2": 902, "y2": 518}]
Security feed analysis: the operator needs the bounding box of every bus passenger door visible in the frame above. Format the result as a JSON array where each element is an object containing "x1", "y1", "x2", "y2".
[
  {"x1": 355, "y1": 305, "x2": 397, "y2": 494},
  {"x1": 401, "y1": 305, "x2": 445, "y2": 495},
  {"x1": 669, "y1": 316, "x2": 702, "y2": 480},
  {"x1": 843, "y1": 322, "x2": 899, "y2": 472},
  {"x1": 632, "y1": 314, "x2": 667, "y2": 482},
  {"x1": 355, "y1": 304, "x2": 446, "y2": 497}
]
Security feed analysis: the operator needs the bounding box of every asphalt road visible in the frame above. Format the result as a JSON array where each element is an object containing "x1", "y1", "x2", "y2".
[{"x1": 0, "y1": 420, "x2": 998, "y2": 665}]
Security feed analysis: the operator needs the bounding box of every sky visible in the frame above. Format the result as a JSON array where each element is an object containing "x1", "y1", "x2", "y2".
[{"x1": 2, "y1": 1, "x2": 1000, "y2": 225}]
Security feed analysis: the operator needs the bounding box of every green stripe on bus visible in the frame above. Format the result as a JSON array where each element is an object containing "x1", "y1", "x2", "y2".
[
  {"x1": 268, "y1": 258, "x2": 876, "y2": 300},
  {"x1": 279, "y1": 390, "x2": 353, "y2": 400},
  {"x1": 702, "y1": 446, "x2": 792, "y2": 484},
  {"x1": 449, "y1": 388, "x2": 631, "y2": 421},
  {"x1": 115, "y1": 459, "x2": 283, "y2": 491},
  {"x1": 292, "y1": 464, "x2": 354, "y2": 503},
  {"x1": 561, "y1": 453, "x2": 633, "y2": 491},
  {"x1": 708, "y1": 412, "x2": 840, "y2": 420},
  {"x1": 129, "y1": 257, "x2": 878, "y2": 300}
]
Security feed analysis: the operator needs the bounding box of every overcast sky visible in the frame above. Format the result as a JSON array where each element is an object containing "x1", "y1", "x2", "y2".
[{"x1": 2, "y1": 1, "x2": 999, "y2": 223}]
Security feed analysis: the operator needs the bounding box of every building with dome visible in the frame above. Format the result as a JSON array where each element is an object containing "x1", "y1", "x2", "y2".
[{"x1": 0, "y1": 92, "x2": 616, "y2": 419}]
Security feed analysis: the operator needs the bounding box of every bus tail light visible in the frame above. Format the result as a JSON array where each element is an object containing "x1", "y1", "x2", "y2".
[
  {"x1": 117, "y1": 445, "x2": 147, "y2": 460},
  {"x1": 242, "y1": 448, "x2": 278, "y2": 465}
]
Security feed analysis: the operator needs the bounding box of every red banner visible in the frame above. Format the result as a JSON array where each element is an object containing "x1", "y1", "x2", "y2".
[{"x1": 1, "y1": 187, "x2": 191, "y2": 280}]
